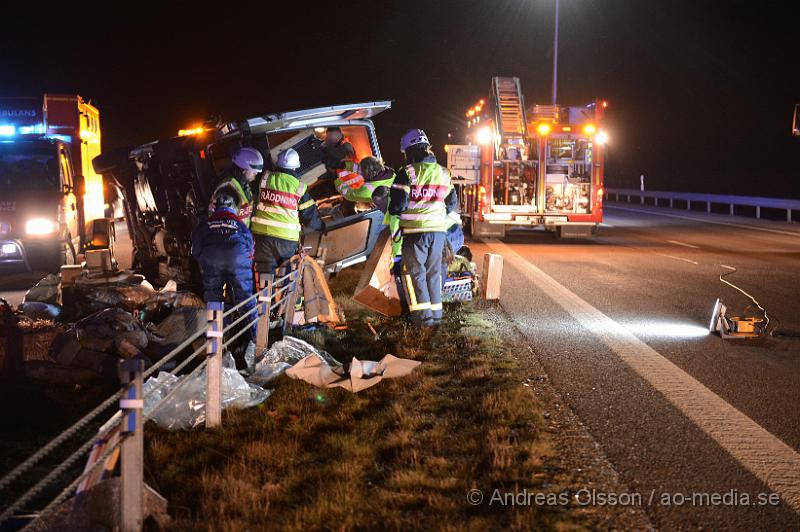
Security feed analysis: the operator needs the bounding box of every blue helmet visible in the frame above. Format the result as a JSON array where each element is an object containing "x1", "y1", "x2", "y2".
[{"x1": 400, "y1": 128, "x2": 430, "y2": 153}]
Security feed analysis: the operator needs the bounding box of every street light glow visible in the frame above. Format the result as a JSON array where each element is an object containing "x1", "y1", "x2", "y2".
[{"x1": 476, "y1": 126, "x2": 493, "y2": 145}]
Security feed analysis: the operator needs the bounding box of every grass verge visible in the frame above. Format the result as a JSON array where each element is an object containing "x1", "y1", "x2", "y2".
[{"x1": 144, "y1": 266, "x2": 583, "y2": 530}]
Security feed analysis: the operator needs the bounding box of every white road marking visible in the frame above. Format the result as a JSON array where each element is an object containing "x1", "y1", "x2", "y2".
[
  {"x1": 720, "y1": 264, "x2": 737, "y2": 271},
  {"x1": 655, "y1": 253, "x2": 699, "y2": 265},
  {"x1": 485, "y1": 238, "x2": 800, "y2": 512},
  {"x1": 607, "y1": 205, "x2": 800, "y2": 238},
  {"x1": 667, "y1": 239, "x2": 700, "y2": 249}
]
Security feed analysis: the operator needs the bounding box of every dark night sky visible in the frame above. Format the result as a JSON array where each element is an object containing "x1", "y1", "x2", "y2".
[{"x1": 2, "y1": 0, "x2": 798, "y2": 197}]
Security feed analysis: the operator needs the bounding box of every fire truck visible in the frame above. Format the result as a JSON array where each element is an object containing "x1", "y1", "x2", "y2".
[
  {"x1": 0, "y1": 94, "x2": 111, "y2": 271},
  {"x1": 447, "y1": 77, "x2": 607, "y2": 239}
]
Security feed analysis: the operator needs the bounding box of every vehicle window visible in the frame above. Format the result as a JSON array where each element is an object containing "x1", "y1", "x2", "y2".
[
  {"x1": 340, "y1": 125, "x2": 375, "y2": 161},
  {"x1": 0, "y1": 142, "x2": 60, "y2": 190},
  {"x1": 60, "y1": 147, "x2": 73, "y2": 188}
]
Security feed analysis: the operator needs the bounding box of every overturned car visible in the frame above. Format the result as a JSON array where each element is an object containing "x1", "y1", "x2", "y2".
[{"x1": 93, "y1": 102, "x2": 393, "y2": 286}]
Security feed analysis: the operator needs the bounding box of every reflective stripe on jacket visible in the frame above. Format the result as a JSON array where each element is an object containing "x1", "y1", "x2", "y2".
[
  {"x1": 334, "y1": 160, "x2": 364, "y2": 196},
  {"x1": 397, "y1": 162, "x2": 452, "y2": 234},
  {"x1": 251, "y1": 171, "x2": 308, "y2": 241}
]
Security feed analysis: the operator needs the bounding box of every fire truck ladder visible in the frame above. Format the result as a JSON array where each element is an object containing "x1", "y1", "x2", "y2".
[{"x1": 492, "y1": 77, "x2": 528, "y2": 142}]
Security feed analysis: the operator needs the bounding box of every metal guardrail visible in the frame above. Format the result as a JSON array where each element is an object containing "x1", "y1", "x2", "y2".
[
  {"x1": 0, "y1": 264, "x2": 304, "y2": 531},
  {"x1": 605, "y1": 188, "x2": 800, "y2": 222}
]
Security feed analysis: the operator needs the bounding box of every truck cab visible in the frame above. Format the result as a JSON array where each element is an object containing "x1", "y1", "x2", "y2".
[
  {"x1": 0, "y1": 94, "x2": 109, "y2": 272},
  {"x1": 0, "y1": 138, "x2": 80, "y2": 270}
]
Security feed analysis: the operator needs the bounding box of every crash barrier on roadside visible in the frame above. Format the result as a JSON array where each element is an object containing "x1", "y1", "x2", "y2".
[
  {"x1": 605, "y1": 188, "x2": 800, "y2": 223},
  {"x1": 0, "y1": 266, "x2": 303, "y2": 530}
]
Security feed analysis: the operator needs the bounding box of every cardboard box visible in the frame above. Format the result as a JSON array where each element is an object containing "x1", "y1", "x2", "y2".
[
  {"x1": 481, "y1": 253, "x2": 503, "y2": 300},
  {"x1": 300, "y1": 256, "x2": 340, "y2": 324},
  {"x1": 353, "y1": 229, "x2": 402, "y2": 316}
]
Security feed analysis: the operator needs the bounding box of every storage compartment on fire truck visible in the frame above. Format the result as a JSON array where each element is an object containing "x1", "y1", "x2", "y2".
[
  {"x1": 544, "y1": 136, "x2": 592, "y2": 214},
  {"x1": 492, "y1": 154, "x2": 538, "y2": 207}
]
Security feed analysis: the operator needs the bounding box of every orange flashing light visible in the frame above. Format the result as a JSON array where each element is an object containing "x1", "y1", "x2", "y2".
[
  {"x1": 178, "y1": 127, "x2": 206, "y2": 136},
  {"x1": 536, "y1": 123, "x2": 551, "y2": 136},
  {"x1": 582, "y1": 124, "x2": 597, "y2": 136},
  {"x1": 562, "y1": 126, "x2": 572, "y2": 132}
]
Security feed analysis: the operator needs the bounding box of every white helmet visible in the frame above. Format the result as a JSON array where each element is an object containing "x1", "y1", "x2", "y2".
[
  {"x1": 276, "y1": 148, "x2": 301, "y2": 170},
  {"x1": 232, "y1": 147, "x2": 264, "y2": 172}
]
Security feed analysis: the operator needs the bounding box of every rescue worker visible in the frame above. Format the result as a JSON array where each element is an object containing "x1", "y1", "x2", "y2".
[
  {"x1": 389, "y1": 128, "x2": 457, "y2": 326},
  {"x1": 325, "y1": 141, "x2": 361, "y2": 216},
  {"x1": 251, "y1": 148, "x2": 325, "y2": 274},
  {"x1": 338, "y1": 156, "x2": 394, "y2": 204},
  {"x1": 359, "y1": 157, "x2": 402, "y2": 259},
  {"x1": 209, "y1": 147, "x2": 263, "y2": 227},
  {"x1": 310, "y1": 127, "x2": 353, "y2": 201},
  {"x1": 191, "y1": 188, "x2": 256, "y2": 345}
]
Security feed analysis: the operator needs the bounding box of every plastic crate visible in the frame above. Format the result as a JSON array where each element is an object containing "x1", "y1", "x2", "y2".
[{"x1": 442, "y1": 278, "x2": 473, "y2": 302}]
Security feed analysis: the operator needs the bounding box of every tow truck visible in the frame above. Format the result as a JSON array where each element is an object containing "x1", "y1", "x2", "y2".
[
  {"x1": 93, "y1": 102, "x2": 392, "y2": 286},
  {"x1": 447, "y1": 77, "x2": 607, "y2": 239},
  {"x1": 0, "y1": 95, "x2": 112, "y2": 271}
]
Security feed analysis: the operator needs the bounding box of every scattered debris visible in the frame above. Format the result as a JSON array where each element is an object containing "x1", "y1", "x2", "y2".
[
  {"x1": 47, "y1": 308, "x2": 150, "y2": 380},
  {"x1": 286, "y1": 353, "x2": 421, "y2": 393},
  {"x1": 249, "y1": 336, "x2": 341, "y2": 387},
  {"x1": 283, "y1": 255, "x2": 343, "y2": 328},
  {"x1": 23, "y1": 273, "x2": 62, "y2": 306},
  {"x1": 143, "y1": 353, "x2": 270, "y2": 431},
  {"x1": 66, "y1": 273, "x2": 155, "y2": 318},
  {"x1": 367, "y1": 322, "x2": 379, "y2": 338},
  {"x1": 353, "y1": 229, "x2": 403, "y2": 316},
  {"x1": 20, "y1": 301, "x2": 61, "y2": 321}
]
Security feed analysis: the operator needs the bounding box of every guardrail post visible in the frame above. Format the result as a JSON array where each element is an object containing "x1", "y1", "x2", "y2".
[
  {"x1": 283, "y1": 261, "x2": 305, "y2": 335},
  {"x1": 687, "y1": 200, "x2": 691, "y2": 210},
  {"x1": 206, "y1": 302, "x2": 224, "y2": 428},
  {"x1": 119, "y1": 359, "x2": 144, "y2": 532},
  {"x1": 730, "y1": 204, "x2": 734, "y2": 215},
  {"x1": 256, "y1": 274, "x2": 274, "y2": 354},
  {"x1": 669, "y1": 198, "x2": 674, "y2": 208},
  {"x1": 756, "y1": 206, "x2": 761, "y2": 219},
  {"x1": 788, "y1": 209, "x2": 793, "y2": 223},
  {"x1": 707, "y1": 201, "x2": 711, "y2": 213}
]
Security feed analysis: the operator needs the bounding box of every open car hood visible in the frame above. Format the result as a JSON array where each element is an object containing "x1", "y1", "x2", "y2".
[{"x1": 229, "y1": 101, "x2": 392, "y2": 136}]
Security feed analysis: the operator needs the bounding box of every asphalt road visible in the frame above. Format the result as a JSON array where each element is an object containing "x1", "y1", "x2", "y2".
[
  {"x1": 0, "y1": 221, "x2": 133, "y2": 307},
  {"x1": 472, "y1": 203, "x2": 800, "y2": 530}
]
